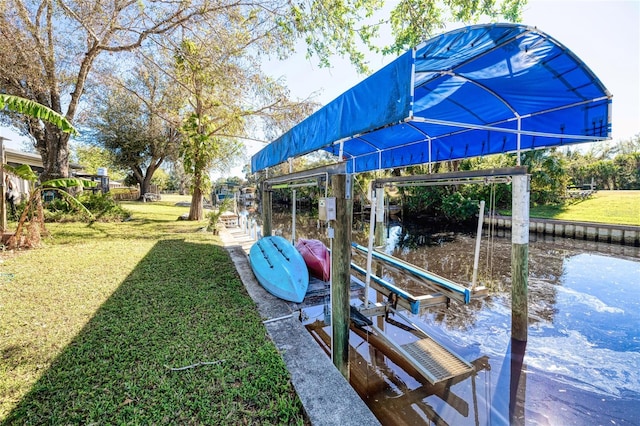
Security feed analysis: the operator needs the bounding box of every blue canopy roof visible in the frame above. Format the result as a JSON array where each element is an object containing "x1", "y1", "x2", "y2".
[{"x1": 252, "y1": 23, "x2": 611, "y2": 174}]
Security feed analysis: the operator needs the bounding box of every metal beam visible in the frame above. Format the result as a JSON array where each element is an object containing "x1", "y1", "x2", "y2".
[
  {"x1": 412, "y1": 111, "x2": 611, "y2": 141},
  {"x1": 264, "y1": 162, "x2": 346, "y2": 187},
  {"x1": 374, "y1": 166, "x2": 527, "y2": 187}
]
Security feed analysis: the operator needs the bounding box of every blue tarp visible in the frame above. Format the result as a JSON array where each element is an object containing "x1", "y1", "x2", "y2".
[{"x1": 252, "y1": 24, "x2": 611, "y2": 174}]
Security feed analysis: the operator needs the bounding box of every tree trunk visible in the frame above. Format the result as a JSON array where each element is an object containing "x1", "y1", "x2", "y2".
[
  {"x1": 189, "y1": 187, "x2": 204, "y2": 220},
  {"x1": 140, "y1": 168, "x2": 156, "y2": 198},
  {"x1": 35, "y1": 124, "x2": 71, "y2": 181}
]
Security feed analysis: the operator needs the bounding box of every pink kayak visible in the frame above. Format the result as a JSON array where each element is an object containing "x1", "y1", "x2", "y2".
[{"x1": 295, "y1": 238, "x2": 331, "y2": 282}]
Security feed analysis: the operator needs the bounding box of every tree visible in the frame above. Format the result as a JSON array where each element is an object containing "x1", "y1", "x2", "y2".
[
  {"x1": 4, "y1": 163, "x2": 96, "y2": 249},
  {"x1": 588, "y1": 160, "x2": 618, "y2": 190},
  {"x1": 171, "y1": 12, "x2": 314, "y2": 220},
  {"x1": 72, "y1": 144, "x2": 126, "y2": 181},
  {"x1": 614, "y1": 152, "x2": 640, "y2": 190},
  {"x1": 151, "y1": 168, "x2": 171, "y2": 192},
  {"x1": 89, "y1": 62, "x2": 180, "y2": 198},
  {"x1": 0, "y1": 0, "x2": 235, "y2": 181},
  {"x1": 283, "y1": 0, "x2": 525, "y2": 72},
  {"x1": 0, "y1": 93, "x2": 78, "y2": 234},
  {"x1": 616, "y1": 133, "x2": 640, "y2": 155},
  {"x1": 0, "y1": 93, "x2": 89, "y2": 248},
  {"x1": 612, "y1": 135, "x2": 640, "y2": 190},
  {"x1": 0, "y1": 0, "x2": 525, "y2": 184},
  {"x1": 521, "y1": 149, "x2": 569, "y2": 205},
  {"x1": 173, "y1": 36, "x2": 242, "y2": 220},
  {"x1": 167, "y1": 161, "x2": 189, "y2": 195},
  {"x1": 564, "y1": 136, "x2": 640, "y2": 190}
]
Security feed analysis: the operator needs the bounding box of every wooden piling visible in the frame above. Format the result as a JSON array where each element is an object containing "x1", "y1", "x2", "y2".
[
  {"x1": 261, "y1": 185, "x2": 272, "y2": 237},
  {"x1": 511, "y1": 174, "x2": 529, "y2": 341},
  {"x1": 374, "y1": 186, "x2": 386, "y2": 327},
  {"x1": 510, "y1": 338, "x2": 528, "y2": 425},
  {"x1": 331, "y1": 174, "x2": 353, "y2": 379}
]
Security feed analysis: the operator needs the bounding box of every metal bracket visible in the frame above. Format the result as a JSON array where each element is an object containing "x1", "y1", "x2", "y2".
[{"x1": 345, "y1": 174, "x2": 352, "y2": 199}]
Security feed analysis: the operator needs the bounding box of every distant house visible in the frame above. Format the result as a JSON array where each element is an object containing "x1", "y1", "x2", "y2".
[
  {"x1": 240, "y1": 186, "x2": 257, "y2": 208},
  {"x1": 4, "y1": 148, "x2": 85, "y2": 202},
  {"x1": 212, "y1": 181, "x2": 240, "y2": 206}
]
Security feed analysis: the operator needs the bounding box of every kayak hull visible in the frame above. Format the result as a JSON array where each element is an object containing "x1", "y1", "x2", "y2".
[
  {"x1": 295, "y1": 238, "x2": 331, "y2": 282},
  {"x1": 249, "y1": 236, "x2": 309, "y2": 303}
]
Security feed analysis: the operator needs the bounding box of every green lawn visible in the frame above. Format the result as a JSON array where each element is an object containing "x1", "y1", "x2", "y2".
[
  {"x1": 0, "y1": 198, "x2": 306, "y2": 425},
  {"x1": 509, "y1": 190, "x2": 640, "y2": 226}
]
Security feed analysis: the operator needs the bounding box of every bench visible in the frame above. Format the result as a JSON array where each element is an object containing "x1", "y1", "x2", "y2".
[{"x1": 143, "y1": 193, "x2": 161, "y2": 202}]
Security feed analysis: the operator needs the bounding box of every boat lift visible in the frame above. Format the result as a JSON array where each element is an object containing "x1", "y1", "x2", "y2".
[
  {"x1": 346, "y1": 168, "x2": 525, "y2": 384},
  {"x1": 261, "y1": 165, "x2": 527, "y2": 385},
  {"x1": 353, "y1": 169, "x2": 522, "y2": 315},
  {"x1": 352, "y1": 242, "x2": 489, "y2": 305}
]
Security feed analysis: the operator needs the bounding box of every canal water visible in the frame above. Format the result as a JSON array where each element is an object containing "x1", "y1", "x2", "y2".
[{"x1": 268, "y1": 212, "x2": 640, "y2": 425}]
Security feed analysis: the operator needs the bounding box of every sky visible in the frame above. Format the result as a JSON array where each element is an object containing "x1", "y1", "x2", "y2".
[
  {"x1": 261, "y1": 0, "x2": 639, "y2": 144},
  {"x1": 239, "y1": 0, "x2": 640, "y2": 177},
  {"x1": 1, "y1": 0, "x2": 638, "y2": 179}
]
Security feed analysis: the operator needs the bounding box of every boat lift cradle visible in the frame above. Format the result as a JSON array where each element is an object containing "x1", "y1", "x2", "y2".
[
  {"x1": 356, "y1": 169, "x2": 519, "y2": 313},
  {"x1": 348, "y1": 170, "x2": 519, "y2": 384},
  {"x1": 264, "y1": 165, "x2": 511, "y2": 385}
]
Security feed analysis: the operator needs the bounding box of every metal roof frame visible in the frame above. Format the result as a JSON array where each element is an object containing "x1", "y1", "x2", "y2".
[{"x1": 252, "y1": 23, "x2": 612, "y2": 175}]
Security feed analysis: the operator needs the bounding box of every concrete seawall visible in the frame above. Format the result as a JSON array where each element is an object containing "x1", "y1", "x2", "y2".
[{"x1": 486, "y1": 216, "x2": 640, "y2": 246}]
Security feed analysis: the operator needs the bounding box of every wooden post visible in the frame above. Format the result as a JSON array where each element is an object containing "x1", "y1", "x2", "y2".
[
  {"x1": 331, "y1": 174, "x2": 353, "y2": 379},
  {"x1": 509, "y1": 339, "x2": 528, "y2": 425},
  {"x1": 261, "y1": 185, "x2": 272, "y2": 238},
  {"x1": 374, "y1": 186, "x2": 386, "y2": 328},
  {"x1": 511, "y1": 174, "x2": 529, "y2": 341}
]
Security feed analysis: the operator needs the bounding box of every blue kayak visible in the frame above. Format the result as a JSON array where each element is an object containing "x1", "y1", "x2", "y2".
[{"x1": 249, "y1": 236, "x2": 309, "y2": 303}]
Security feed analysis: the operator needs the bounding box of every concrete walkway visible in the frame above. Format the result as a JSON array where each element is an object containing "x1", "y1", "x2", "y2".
[{"x1": 218, "y1": 227, "x2": 380, "y2": 426}]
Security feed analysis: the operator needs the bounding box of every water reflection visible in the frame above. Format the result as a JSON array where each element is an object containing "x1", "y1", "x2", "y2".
[{"x1": 267, "y1": 211, "x2": 640, "y2": 425}]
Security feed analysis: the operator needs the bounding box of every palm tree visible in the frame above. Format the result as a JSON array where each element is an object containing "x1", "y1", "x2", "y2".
[
  {"x1": 0, "y1": 94, "x2": 78, "y2": 135},
  {"x1": 3, "y1": 163, "x2": 95, "y2": 249},
  {"x1": 1, "y1": 94, "x2": 83, "y2": 248}
]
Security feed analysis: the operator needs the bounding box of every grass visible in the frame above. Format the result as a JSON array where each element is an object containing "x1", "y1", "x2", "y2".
[
  {"x1": 0, "y1": 196, "x2": 307, "y2": 425},
  {"x1": 505, "y1": 190, "x2": 640, "y2": 226}
]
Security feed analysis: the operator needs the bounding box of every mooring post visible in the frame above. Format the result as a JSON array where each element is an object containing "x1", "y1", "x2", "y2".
[
  {"x1": 509, "y1": 339, "x2": 528, "y2": 424},
  {"x1": 261, "y1": 184, "x2": 272, "y2": 238},
  {"x1": 375, "y1": 185, "x2": 389, "y2": 330},
  {"x1": 331, "y1": 174, "x2": 353, "y2": 379},
  {"x1": 511, "y1": 174, "x2": 530, "y2": 341}
]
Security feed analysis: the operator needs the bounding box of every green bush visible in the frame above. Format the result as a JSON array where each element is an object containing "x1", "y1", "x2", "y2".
[
  {"x1": 400, "y1": 186, "x2": 481, "y2": 224},
  {"x1": 43, "y1": 192, "x2": 131, "y2": 223},
  {"x1": 439, "y1": 192, "x2": 478, "y2": 221}
]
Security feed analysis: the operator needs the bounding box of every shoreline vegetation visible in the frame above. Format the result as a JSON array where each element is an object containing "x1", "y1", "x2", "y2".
[{"x1": 0, "y1": 196, "x2": 307, "y2": 425}]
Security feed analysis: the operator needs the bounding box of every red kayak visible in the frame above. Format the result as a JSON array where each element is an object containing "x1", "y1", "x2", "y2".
[{"x1": 295, "y1": 238, "x2": 331, "y2": 282}]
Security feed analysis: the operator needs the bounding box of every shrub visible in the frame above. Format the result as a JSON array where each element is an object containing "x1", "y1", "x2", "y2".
[
  {"x1": 43, "y1": 192, "x2": 131, "y2": 222},
  {"x1": 439, "y1": 192, "x2": 478, "y2": 222}
]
